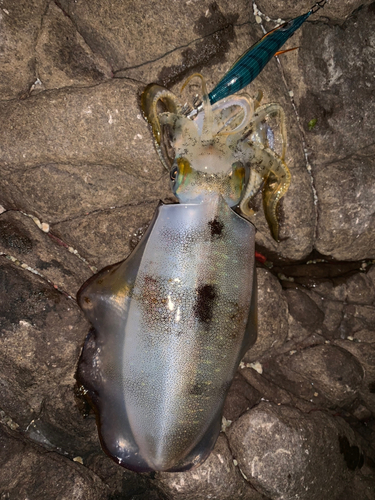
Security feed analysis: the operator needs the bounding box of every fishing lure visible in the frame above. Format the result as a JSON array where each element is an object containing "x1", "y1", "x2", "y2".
[
  {"x1": 209, "y1": 0, "x2": 327, "y2": 104},
  {"x1": 76, "y1": 1, "x2": 326, "y2": 473}
]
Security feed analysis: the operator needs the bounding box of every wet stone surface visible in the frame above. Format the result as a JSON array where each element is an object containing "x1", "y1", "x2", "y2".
[
  {"x1": 0, "y1": 424, "x2": 109, "y2": 500},
  {"x1": 228, "y1": 402, "x2": 366, "y2": 500},
  {"x1": 1, "y1": 0, "x2": 375, "y2": 499}
]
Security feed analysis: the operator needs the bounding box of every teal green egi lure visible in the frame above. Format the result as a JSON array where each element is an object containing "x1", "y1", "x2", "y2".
[{"x1": 209, "y1": 0, "x2": 326, "y2": 104}]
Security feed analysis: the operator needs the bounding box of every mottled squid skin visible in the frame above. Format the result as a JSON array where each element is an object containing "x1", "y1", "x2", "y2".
[{"x1": 78, "y1": 199, "x2": 256, "y2": 472}]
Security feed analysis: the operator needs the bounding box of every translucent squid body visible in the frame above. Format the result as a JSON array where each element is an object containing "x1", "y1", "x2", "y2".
[{"x1": 77, "y1": 1, "x2": 326, "y2": 473}]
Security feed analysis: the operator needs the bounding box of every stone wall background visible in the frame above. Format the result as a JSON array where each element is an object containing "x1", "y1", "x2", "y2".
[{"x1": 0, "y1": 0, "x2": 375, "y2": 498}]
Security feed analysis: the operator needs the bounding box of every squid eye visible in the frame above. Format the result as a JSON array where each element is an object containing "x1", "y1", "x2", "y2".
[{"x1": 170, "y1": 165, "x2": 178, "y2": 182}]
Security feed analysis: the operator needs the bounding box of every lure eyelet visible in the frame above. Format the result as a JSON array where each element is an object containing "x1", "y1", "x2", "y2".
[{"x1": 170, "y1": 165, "x2": 178, "y2": 182}]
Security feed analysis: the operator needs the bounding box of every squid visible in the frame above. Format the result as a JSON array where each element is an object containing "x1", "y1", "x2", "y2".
[{"x1": 76, "y1": 1, "x2": 326, "y2": 472}]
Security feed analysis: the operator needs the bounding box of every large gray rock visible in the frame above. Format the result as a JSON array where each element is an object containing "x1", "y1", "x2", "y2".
[
  {"x1": 284, "y1": 287, "x2": 325, "y2": 342},
  {"x1": 155, "y1": 435, "x2": 266, "y2": 500},
  {"x1": 57, "y1": 0, "x2": 250, "y2": 72},
  {"x1": 0, "y1": 210, "x2": 92, "y2": 296},
  {"x1": 261, "y1": 344, "x2": 364, "y2": 409},
  {"x1": 50, "y1": 200, "x2": 160, "y2": 270},
  {"x1": 0, "y1": 79, "x2": 171, "y2": 236},
  {"x1": 243, "y1": 269, "x2": 289, "y2": 362},
  {"x1": 0, "y1": 425, "x2": 109, "y2": 500},
  {"x1": 35, "y1": 2, "x2": 111, "y2": 90},
  {"x1": 228, "y1": 402, "x2": 364, "y2": 500},
  {"x1": 0, "y1": 258, "x2": 97, "y2": 456},
  {"x1": 314, "y1": 149, "x2": 375, "y2": 260},
  {"x1": 254, "y1": 0, "x2": 367, "y2": 22},
  {"x1": 0, "y1": 0, "x2": 48, "y2": 100},
  {"x1": 334, "y1": 339, "x2": 375, "y2": 417},
  {"x1": 282, "y1": 4, "x2": 375, "y2": 260},
  {"x1": 0, "y1": 79, "x2": 157, "y2": 174}
]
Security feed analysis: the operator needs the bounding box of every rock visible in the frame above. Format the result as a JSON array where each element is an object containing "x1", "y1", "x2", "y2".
[
  {"x1": 57, "y1": 0, "x2": 250, "y2": 72},
  {"x1": 0, "y1": 425, "x2": 108, "y2": 499},
  {"x1": 1, "y1": 162, "x2": 171, "y2": 226},
  {"x1": 254, "y1": 0, "x2": 366, "y2": 22},
  {"x1": 295, "y1": 6, "x2": 375, "y2": 163},
  {"x1": 0, "y1": 258, "x2": 98, "y2": 457},
  {"x1": 367, "y1": 264, "x2": 375, "y2": 290},
  {"x1": 283, "y1": 4, "x2": 375, "y2": 260},
  {"x1": 243, "y1": 269, "x2": 289, "y2": 362},
  {"x1": 261, "y1": 344, "x2": 364, "y2": 409},
  {"x1": 0, "y1": 79, "x2": 157, "y2": 174},
  {"x1": 0, "y1": 210, "x2": 92, "y2": 297},
  {"x1": 346, "y1": 272, "x2": 375, "y2": 305},
  {"x1": 345, "y1": 472, "x2": 375, "y2": 500},
  {"x1": 352, "y1": 329, "x2": 375, "y2": 344},
  {"x1": 51, "y1": 201, "x2": 160, "y2": 270},
  {"x1": 1, "y1": 0, "x2": 375, "y2": 497},
  {"x1": 314, "y1": 150, "x2": 375, "y2": 260},
  {"x1": 240, "y1": 366, "x2": 315, "y2": 413},
  {"x1": 223, "y1": 373, "x2": 261, "y2": 422},
  {"x1": 0, "y1": 79, "x2": 171, "y2": 226},
  {"x1": 311, "y1": 280, "x2": 347, "y2": 302},
  {"x1": 320, "y1": 299, "x2": 344, "y2": 339},
  {"x1": 155, "y1": 435, "x2": 266, "y2": 500},
  {"x1": 85, "y1": 453, "x2": 169, "y2": 500},
  {"x1": 284, "y1": 287, "x2": 325, "y2": 342},
  {"x1": 286, "y1": 344, "x2": 363, "y2": 407},
  {"x1": 0, "y1": 0, "x2": 48, "y2": 100},
  {"x1": 35, "y1": 2, "x2": 112, "y2": 90},
  {"x1": 334, "y1": 339, "x2": 375, "y2": 416},
  {"x1": 228, "y1": 402, "x2": 365, "y2": 500},
  {"x1": 340, "y1": 303, "x2": 375, "y2": 340},
  {"x1": 285, "y1": 288, "x2": 324, "y2": 329},
  {"x1": 301, "y1": 270, "x2": 375, "y2": 339}
]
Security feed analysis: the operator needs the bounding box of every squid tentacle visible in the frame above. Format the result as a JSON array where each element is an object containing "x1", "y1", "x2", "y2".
[
  {"x1": 238, "y1": 143, "x2": 291, "y2": 241},
  {"x1": 141, "y1": 84, "x2": 181, "y2": 171},
  {"x1": 251, "y1": 103, "x2": 287, "y2": 161}
]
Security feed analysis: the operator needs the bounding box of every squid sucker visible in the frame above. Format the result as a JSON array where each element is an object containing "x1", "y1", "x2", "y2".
[{"x1": 76, "y1": 1, "x2": 326, "y2": 473}]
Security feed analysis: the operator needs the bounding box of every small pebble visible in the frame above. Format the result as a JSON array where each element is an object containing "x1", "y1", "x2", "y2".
[{"x1": 249, "y1": 361, "x2": 263, "y2": 374}]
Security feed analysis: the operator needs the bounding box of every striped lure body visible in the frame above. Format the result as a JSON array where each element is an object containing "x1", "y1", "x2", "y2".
[{"x1": 209, "y1": 1, "x2": 326, "y2": 104}]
